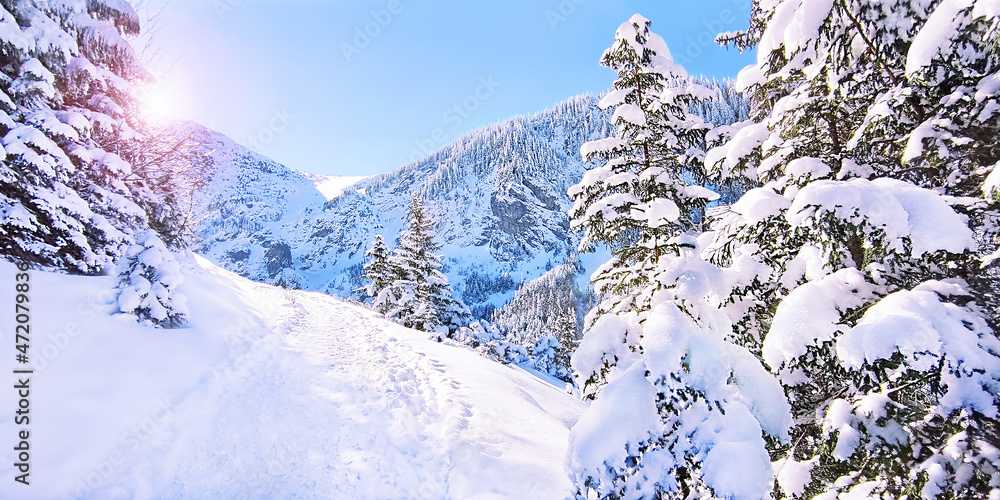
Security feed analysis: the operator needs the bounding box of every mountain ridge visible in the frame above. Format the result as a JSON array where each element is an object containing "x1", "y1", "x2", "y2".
[
  {"x1": 190, "y1": 82, "x2": 746, "y2": 319},
  {"x1": 191, "y1": 93, "x2": 613, "y2": 317}
]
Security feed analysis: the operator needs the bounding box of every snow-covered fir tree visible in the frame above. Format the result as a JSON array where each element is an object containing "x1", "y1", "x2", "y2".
[
  {"x1": 1, "y1": 0, "x2": 140, "y2": 271},
  {"x1": 0, "y1": 0, "x2": 194, "y2": 273},
  {"x1": 552, "y1": 305, "x2": 579, "y2": 373},
  {"x1": 384, "y1": 194, "x2": 470, "y2": 334},
  {"x1": 569, "y1": 234, "x2": 792, "y2": 499},
  {"x1": 566, "y1": 15, "x2": 792, "y2": 499},
  {"x1": 358, "y1": 233, "x2": 398, "y2": 314},
  {"x1": 569, "y1": 14, "x2": 718, "y2": 265},
  {"x1": 530, "y1": 335, "x2": 565, "y2": 379},
  {"x1": 115, "y1": 230, "x2": 187, "y2": 328},
  {"x1": 703, "y1": 0, "x2": 1000, "y2": 497}
]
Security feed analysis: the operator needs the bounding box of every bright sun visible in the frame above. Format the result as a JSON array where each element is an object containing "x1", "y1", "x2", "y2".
[{"x1": 139, "y1": 82, "x2": 182, "y2": 120}]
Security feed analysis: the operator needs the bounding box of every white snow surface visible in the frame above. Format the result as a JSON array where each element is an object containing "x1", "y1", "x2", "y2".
[
  {"x1": 308, "y1": 174, "x2": 370, "y2": 201},
  {"x1": 0, "y1": 258, "x2": 586, "y2": 499}
]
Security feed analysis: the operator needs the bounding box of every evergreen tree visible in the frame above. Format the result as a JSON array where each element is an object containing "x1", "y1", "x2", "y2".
[
  {"x1": 569, "y1": 14, "x2": 717, "y2": 266},
  {"x1": 386, "y1": 195, "x2": 470, "y2": 333},
  {"x1": 1, "y1": 0, "x2": 137, "y2": 271},
  {"x1": 115, "y1": 230, "x2": 187, "y2": 328},
  {"x1": 452, "y1": 320, "x2": 525, "y2": 364},
  {"x1": 530, "y1": 335, "x2": 564, "y2": 379},
  {"x1": 567, "y1": 15, "x2": 791, "y2": 499},
  {"x1": 568, "y1": 235, "x2": 792, "y2": 499},
  {"x1": 358, "y1": 233, "x2": 398, "y2": 314},
  {"x1": 705, "y1": 0, "x2": 1000, "y2": 497},
  {"x1": 569, "y1": 12, "x2": 723, "y2": 400},
  {"x1": 553, "y1": 306, "x2": 579, "y2": 372},
  {"x1": 0, "y1": 0, "x2": 194, "y2": 271},
  {"x1": 491, "y1": 256, "x2": 589, "y2": 351}
]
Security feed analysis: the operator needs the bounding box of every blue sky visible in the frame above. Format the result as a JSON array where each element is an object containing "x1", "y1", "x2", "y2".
[{"x1": 142, "y1": 0, "x2": 755, "y2": 177}]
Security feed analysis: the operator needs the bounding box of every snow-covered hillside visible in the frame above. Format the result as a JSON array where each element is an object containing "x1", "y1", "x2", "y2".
[
  {"x1": 191, "y1": 83, "x2": 748, "y2": 320},
  {"x1": 0, "y1": 258, "x2": 585, "y2": 499},
  {"x1": 192, "y1": 95, "x2": 612, "y2": 318}
]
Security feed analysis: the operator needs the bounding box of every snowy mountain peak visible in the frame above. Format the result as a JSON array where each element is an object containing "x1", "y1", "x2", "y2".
[{"x1": 192, "y1": 94, "x2": 613, "y2": 317}]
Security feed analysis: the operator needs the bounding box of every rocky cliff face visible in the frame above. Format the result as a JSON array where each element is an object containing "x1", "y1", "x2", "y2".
[{"x1": 191, "y1": 95, "x2": 612, "y2": 317}]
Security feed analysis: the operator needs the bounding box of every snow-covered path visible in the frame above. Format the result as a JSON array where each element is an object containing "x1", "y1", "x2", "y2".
[
  {"x1": 0, "y1": 260, "x2": 585, "y2": 499},
  {"x1": 220, "y1": 267, "x2": 587, "y2": 499}
]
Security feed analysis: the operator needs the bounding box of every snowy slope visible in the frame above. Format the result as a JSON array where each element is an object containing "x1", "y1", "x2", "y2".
[
  {"x1": 185, "y1": 123, "x2": 331, "y2": 288},
  {"x1": 304, "y1": 173, "x2": 371, "y2": 201},
  {"x1": 0, "y1": 259, "x2": 586, "y2": 499},
  {"x1": 192, "y1": 95, "x2": 612, "y2": 317}
]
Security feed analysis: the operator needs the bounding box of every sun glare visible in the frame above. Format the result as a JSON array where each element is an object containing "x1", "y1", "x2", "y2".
[{"x1": 139, "y1": 82, "x2": 184, "y2": 121}]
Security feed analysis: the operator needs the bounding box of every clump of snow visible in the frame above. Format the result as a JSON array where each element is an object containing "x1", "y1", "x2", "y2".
[
  {"x1": 581, "y1": 137, "x2": 626, "y2": 160},
  {"x1": 774, "y1": 457, "x2": 816, "y2": 496},
  {"x1": 637, "y1": 198, "x2": 680, "y2": 226},
  {"x1": 704, "y1": 121, "x2": 769, "y2": 179},
  {"x1": 780, "y1": 244, "x2": 831, "y2": 289},
  {"x1": 824, "y1": 398, "x2": 862, "y2": 460},
  {"x1": 786, "y1": 156, "x2": 832, "y2": 180},
  {"x1": 786, "y1": 177, "x2": 975, "y2": 256},
  {"x1": 905, "y1": 0, "x2": 975, "y2": 77},
  {"x1": 598, "y1": 87, "x2": 632, "y2": 110},
  {"x1": 763, "y1": 268, "x2": 875, "y2": 371},
  {"x1": 757, "y1": 0, "x2": 835, "y2": 59},
  {"x1": 732, "y1": 187, "x2": 792, "y2": 223},
  {"x1": 837, "y1": 280, "x2": 1000, "y2": 416},
  {"x1": 611, "y1": 103, "x2": 646, "y2": 126},
  {"x1": 683, "y1": 185, "x2": 720, "y2": 202},
  {"x1": 570, "y1": 312, "x2": 641, "y2": 386},
  {"x1": 736, "y1": 64, "x2": 766, "y2": 92}
]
